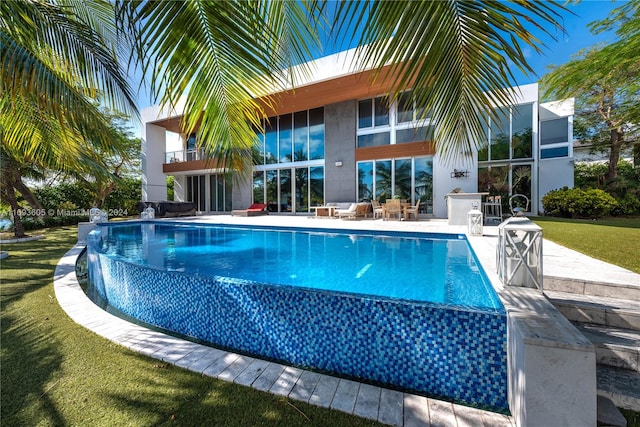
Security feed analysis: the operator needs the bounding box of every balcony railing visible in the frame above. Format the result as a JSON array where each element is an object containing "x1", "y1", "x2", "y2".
[{"x1": 165, "y1": 149, "x2": 206, "y2": 164}]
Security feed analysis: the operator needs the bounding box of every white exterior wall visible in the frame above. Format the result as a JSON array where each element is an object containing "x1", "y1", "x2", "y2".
[
  {"x1": 538, "y1": 99, "x2": 575, "y2": 213},
  {"x1": 433, "y1": 154, "x2": 478, "y2": 219},
  {"x1": 141, "y1": 121, "x2": 168, "y2": 201},
  {"x1": 173, "y1": 175, "x2": 186, "y2": 202}
]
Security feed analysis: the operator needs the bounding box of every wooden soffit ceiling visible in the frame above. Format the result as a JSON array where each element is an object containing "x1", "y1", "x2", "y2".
[{"x1": 150, "y1": 65, "x2": 403, "y2": 134}]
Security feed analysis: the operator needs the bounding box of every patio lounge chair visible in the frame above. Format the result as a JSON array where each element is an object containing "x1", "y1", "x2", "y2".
[
  {"x1": 335, "y1": 203, "x2": 358, "y2": 219},
  {"x1": 231, "y1": 203, "x2": 268, "y2": 217},
  {"x1": 335, "y1": 203, "x2": 369, "y2": 219}
]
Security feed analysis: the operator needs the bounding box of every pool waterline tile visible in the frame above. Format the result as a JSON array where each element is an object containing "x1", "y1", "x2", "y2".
[
  {"x1": 56, "y1": 223, "x2": 525, "y2": 426},
  {"x1": 87, "y1": 223, "x2": 509, "y2": 411}
]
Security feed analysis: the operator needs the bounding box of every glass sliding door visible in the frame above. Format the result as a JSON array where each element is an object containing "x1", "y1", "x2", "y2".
[
  {"x1": 208, "y1": 174, "x2": 232, "y2": 212},
  {"x1": 186, "y1": 175, "x2": 206, "y2": 211},
  {"x1": 414, "y1": 157, "x2": 433, "y2": 213},
  {"x1": 309, "y1": 166, "x2": 324, "y2": 207},
  {"x1": 295, "y1": 167, "x2": 309, "y2": 212},
  {"x1": 279, "y1": 169, "x2": 292, "y2": 212},
  {"x1": 358, "y1": 161, "x2": 374, "y2": 201},
  {"x1": 253, "y1": 171, "x2": 264, "y2": 204},
  {"x1": 375, "y1": 160, "x2": 392, "y2": 201},
  {"x1": 394, "y1": 158, "x2": 412, "y2": 201},
  {"x1": 266, "y1": 170, "x2": 278, "y2": 212}
]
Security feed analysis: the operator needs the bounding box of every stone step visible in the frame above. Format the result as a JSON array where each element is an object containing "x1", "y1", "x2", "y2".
[
  {"x1": 574, "y1": 323, "x2": 640, "y2": 372},
  {"x1": 597, "y1": 365, "x2": 640, "y2": 413},
  {"x1": 544, "y1": 290, "x2": 640, "y2": 331},
  {"x1": 545, "y1": 276, "x2": 640, "y2": 301}
]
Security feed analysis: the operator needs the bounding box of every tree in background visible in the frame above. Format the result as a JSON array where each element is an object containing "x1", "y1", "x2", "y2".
[
  {"x1": 543, "y1": 0, "x2": 640, "y2": 182},
  {"x1": 1, "y1": 0, "x2": 137, "y2": 237}
]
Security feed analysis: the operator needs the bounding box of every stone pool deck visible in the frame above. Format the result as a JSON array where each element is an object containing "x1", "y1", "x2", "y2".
[{"x1": 54, "y1": 215, "x2": 640, "y2": 426}]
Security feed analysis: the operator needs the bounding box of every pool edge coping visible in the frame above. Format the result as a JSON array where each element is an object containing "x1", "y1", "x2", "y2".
[{"x1": 54, "y1": 243, "x2": 515, "y2": 427}]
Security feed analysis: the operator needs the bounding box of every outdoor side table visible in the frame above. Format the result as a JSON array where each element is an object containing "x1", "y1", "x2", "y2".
[{"x1": 497, "y1": 217, "x2": 543, "y2": 290}]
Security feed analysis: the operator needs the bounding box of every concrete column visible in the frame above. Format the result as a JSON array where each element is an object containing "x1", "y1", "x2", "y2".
[
  {"x1": 324, "y1": 100, "x2": 357, "y2": 203},
  {"x1": 141, "y1": 123, "x2": 168, "y2": 201}
]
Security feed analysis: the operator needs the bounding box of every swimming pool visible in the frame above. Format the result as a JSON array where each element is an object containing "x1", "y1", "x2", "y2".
[{"x1": 87, "y1": 222, "x2": 508, "y2": 411}]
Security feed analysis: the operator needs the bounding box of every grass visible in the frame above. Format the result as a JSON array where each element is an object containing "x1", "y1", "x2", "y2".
[
  {"x1": 532, "y1": 216, "x2": 640, "y2": 274},
  {"x1": 0, "y1": 226, "x2": 382, "y2": 426}
]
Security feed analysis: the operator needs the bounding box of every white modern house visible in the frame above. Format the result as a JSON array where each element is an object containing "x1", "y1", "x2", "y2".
[{"x1": 141, "y1": 47, "x2": 574, "y2": 218}]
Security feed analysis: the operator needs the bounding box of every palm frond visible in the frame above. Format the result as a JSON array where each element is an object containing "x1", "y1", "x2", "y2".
[
  {"x1": 335, "y1": 0, "x2": 566, "y2": 163},
  {"x1": 1, "y1": 0, "x2": 137, "y2": 117},
  {"x1": 133, "y1": 0, "x2": 322, "y2": 174}
]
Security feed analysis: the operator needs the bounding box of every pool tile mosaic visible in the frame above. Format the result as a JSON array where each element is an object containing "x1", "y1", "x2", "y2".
[{"x1": 88, "y1": 230, "x2": 508, "y2": 411}]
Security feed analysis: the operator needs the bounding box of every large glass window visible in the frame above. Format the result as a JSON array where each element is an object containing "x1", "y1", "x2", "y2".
[
  {"x1": 309, "y1": 166, "x2": 324, "y2": 206},
  {"x1": 295, "y1": 167, "x2": 308, "y2": 212},
  {"x1": 394, "y1": 159, "x2": 412, "y2": 200},
  {"x1": 357, "y1": 132, "x2": 391, "y2": 148},
  {"x1": 478, "y1": 165, "x2": 510, "y2": 199},
  {"x1": 253, "y1": 171, "x2": 264, "y2": 204},
  {"x1": 375, "y1": 97, "x2": 389, "y2": 126},
  {"x1": 478, "y1": 164, "x2": 532, "y2": 213},
  {"x1": 540, "y1": 117, "x2": 570, "y2": 159},
  {"x1": 480, "y1": 103, "x2": 534, "y2": 161},
  {"x1": 540, "y1": 118, "x2": 569, "y2": 145},
  {"x1": 257, "y1": 108, "x2": 324, "y2": 165},
  {"x1": 357, "y1": 156, "x2": 433, "y2": 212},
  {"x1": 358, "y1": 162, "x2": 374, "y2": 201},
  {"x1": 512, "y1": 165, "x2": 532, "y2": 202},
  {"x1": 186, "y1": 175, "x2": 206, "y2": 211},
  {"x1": 490, "y1": 107, "x2": 510, "y2": 160},
  {"x1": 308, "y1": 108, "x2": 324, "y2": 160},
  {"x1": 266, "y1": 170, "x2": 278, "y2": 212},
  {"x1": 477, "y1": 115, "x2": 490, "y2": 161},
  {"x1": 512, "y1": 104, "x2": 533, "y2": 159},
  {"x1": 358, "y1": 96, "x2": 389, "y2": 129},
  {"x1": 294, "y1": 111, "x2": 308, "y2": 162},
  {"x1": 396, "y1": 126, "x2": 434, "y2": 144},
  {"x1": 375, "y1": 160, "x2": 392, "y2": 201},
  {"x1": 397, "y1": 90, "x2": 429, "y2": 124},
  {"x1": 265, "y1": 121, "x2": 277, "y2": 164},
  {"x1": 414, "y1": 157, "x2": 434, "y2": 214},
  {"x1": 279, "y1": 169, "x2": 291, "y2": 212},
  {"x1": 358, "y1": 99, "x2": 373, "y2": 128},
  {"x1": 279, "y1": 114, "x2": 293, "y2": 163},
  {"x1": 397, "y1": 92, "x2": 414, "y2": 124}
]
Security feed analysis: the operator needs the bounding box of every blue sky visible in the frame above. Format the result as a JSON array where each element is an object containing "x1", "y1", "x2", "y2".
[
  {"x1": 133, "y1": 1, "x2": 623, "y2": 112},
  {"x1": 509, "y1": 1, "x2": 623, "y2": 86}
]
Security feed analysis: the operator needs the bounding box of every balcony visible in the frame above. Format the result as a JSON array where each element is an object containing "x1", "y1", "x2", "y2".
[{"x1": 163, "y1": 149, "x2": 220, "y2": 173}]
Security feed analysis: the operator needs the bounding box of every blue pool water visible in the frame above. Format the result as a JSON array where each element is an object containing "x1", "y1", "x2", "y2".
[
  {"x1": 96, "y1": 222, "x2": 502, "y2": 310},
  {"x1": 87, "y1": 222, "x2": 508, "y2": 411}
]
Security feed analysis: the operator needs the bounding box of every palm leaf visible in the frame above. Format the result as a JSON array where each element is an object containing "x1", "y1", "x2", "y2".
[
  {"x1": 130, "y1": 0, "x2": 322, "y2": 175},
  {"x1": 335, "y1": 0, "x2": 566, "y2": 163}
]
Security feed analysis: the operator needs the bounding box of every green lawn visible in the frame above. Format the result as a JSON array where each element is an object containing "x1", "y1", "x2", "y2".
[
  {"x1": 0, "y1": 227, "x2": 382, "y2": 427},
  {"x1": 532, "y1": 216, "x2": 640, "y2": 274}
]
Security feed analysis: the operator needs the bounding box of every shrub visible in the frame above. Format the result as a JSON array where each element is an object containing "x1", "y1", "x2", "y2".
[
  {"x1": 612, "y1": 193, "x2": 640, "y2": 216},
  {"x1": 542, "y1": 187, "x2": 618, "y2": 219}
]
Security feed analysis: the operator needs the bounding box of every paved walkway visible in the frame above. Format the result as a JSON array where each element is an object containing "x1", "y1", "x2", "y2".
[{"x1": 53, "y1": 215, "x2": 640, "y2": 426}]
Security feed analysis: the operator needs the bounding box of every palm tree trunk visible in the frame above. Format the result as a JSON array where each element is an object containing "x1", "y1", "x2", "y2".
[
  {"x1": 12, "y1": 169, "x2": 44, "y2": 209},
  {"x1": 3, "y1": 173, "x2": 27, "y2": 238}
]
